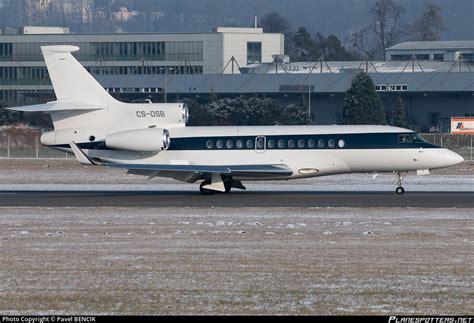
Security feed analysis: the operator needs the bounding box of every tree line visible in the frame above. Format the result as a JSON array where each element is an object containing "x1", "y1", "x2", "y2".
[
  {"x1": 260, "y1": 0, "x2": 447, "y2": 61},
  {"x1": 1, "y1": 72, "x2": 409, "y2": 130},
  {"x1": 0, "y1": 0, "x2": 449, "y2": 61}
]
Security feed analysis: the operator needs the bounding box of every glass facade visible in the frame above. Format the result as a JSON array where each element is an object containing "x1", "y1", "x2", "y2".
[
  {"x1": 1, "y1": 41, "x2": 203, "y2": 62},
  {"x1": 87, "y1": 65, "x2": 203, "y2": 75},
  {"x1": 0, "y1": 43, "x2": 12, "y2": 60},
  {"x1": 0, "y1": 67, "x2": 50, "y2": 85},
  {"x1": 0, "y1": 64, "x2": 203, "y2": 85}
]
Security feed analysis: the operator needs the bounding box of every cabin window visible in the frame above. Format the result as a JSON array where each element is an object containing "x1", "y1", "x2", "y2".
[
  {"x1": 246, "y1": 139, "x2": 254, "y2": 149},
  {"x1": 298, "y1": 139, "x2": 305, "y2": 148},
  {"x1": 338, "y1": 139, "x2": 345, "y2": 148},
  {"x1": 226, "y1": 140, "x2": 233, "y2": 149},
  {"x1": 278, "y1": 139, "x2": 285, "y2": 148},
  {"x1": 216, "y1": 140, "x2": 224, "y2": 149},
  {"x1": 288, "y1": 139, "x2": 295, "y2": 148},
  {"x1": 236, "y1": 139, "x2": 244, "y2": 148},
  {"x1": 267, "y1": 139, "x2": 275, "y2": 148},
  {"x1": 308, "y1": 139, "x2": 315, "y2": 148},
  {"x1": 328, "y1": 139, "x2": 336, "y2": 148},
  {"x1": 206, "y1": 140, "x2": 214, "y2": 149},
  {"x1": 318, "y1": 139, "x2": 325, "y2": 148}
]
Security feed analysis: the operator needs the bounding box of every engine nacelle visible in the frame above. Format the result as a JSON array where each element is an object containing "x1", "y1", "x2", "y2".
[{"x1": 105, "y1": 128, "x2": 170, "y2": 152}]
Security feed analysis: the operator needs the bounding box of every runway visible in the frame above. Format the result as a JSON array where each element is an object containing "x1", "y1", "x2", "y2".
[{"x1": 1, "y1": 190, "x2": 473, "y2": 207}]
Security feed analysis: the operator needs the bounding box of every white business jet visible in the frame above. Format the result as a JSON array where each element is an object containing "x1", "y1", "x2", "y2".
[{"x1": 9, "y1": 46, "x2": 464, "y2": 195}]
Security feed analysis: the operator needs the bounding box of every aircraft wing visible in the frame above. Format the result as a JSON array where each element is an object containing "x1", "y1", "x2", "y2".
[{"x1": 107, "y1": 163, "x2": 293, "y2": 177}]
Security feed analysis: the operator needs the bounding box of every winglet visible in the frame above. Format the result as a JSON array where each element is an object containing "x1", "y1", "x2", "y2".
[{"x1": 69, "y1": 141, "x2": 96, "y2": 165}]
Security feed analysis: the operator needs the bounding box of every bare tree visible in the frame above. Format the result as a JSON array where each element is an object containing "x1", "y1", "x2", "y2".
[
  {"x1": 412, "y1": 1, "x2": 446, "y2": 41},
  {"x1": 370, "y1": 0, "x2": 407, "y2": 58},
  {"x1": 350, "y1": 28, "x2": 377, "y2": 60}
]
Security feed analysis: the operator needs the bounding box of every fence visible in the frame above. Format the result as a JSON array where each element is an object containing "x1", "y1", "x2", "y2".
[{"x1": 0, "y1": 129, "x2": 472, "y2": 161}]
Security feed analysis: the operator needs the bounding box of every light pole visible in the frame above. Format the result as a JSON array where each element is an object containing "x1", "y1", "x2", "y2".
[
  {"x1": 308, "y1": 63, "x2": 317, "y2": 122},
  {"x1": 160, "y1": 67, "x2": 173, "y2": 103}
]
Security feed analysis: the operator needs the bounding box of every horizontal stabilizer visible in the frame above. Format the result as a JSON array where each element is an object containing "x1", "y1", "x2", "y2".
[
  {"x1": 7, "y1": 101, "x2": 104, "y2": 112},
  {"x1": 108, "y1": 163, "x2": 293, "y2": 177}
]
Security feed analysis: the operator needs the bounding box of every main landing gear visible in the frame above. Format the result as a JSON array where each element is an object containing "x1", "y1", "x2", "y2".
[
  {"x1": 393, "y1": 171, "x2": 405, "y2": 195},
  {"x1": 199, "y1": 177, "x2": 246, "y2": 195}
]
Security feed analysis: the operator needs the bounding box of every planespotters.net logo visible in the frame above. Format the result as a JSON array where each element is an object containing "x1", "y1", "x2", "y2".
[{"x1": 389, "y1": 317, "x2": 473, "y2": 323}]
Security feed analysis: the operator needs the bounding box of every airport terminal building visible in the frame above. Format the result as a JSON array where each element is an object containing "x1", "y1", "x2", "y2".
[{"x1": 0, "y1": 26, "x2": 473, "y2": 132}]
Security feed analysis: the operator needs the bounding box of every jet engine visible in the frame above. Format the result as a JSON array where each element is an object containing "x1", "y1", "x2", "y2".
[{"x1": 105, "y1": 128, "x2": 170, "y2": 152}]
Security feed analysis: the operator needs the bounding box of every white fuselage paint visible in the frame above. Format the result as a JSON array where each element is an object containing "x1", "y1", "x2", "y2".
[{"x1": 66, "y1": 125, "x2": 464, "y2": 182}]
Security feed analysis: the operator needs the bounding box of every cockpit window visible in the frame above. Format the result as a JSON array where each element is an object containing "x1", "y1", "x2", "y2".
[
  {"x1": 398, "y1": 133, "x2": 427, "y2": 144},
  {"x1": 413, "y1": 134, "x2": 427, "y2": 143},
  {"x1": 398, "y1": 134, "x2": 413, "y2": 143}
]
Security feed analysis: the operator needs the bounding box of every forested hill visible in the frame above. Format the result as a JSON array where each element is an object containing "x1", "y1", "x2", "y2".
[{"x1": 0, "y1": 0, "x2": 472, "y2": 41}]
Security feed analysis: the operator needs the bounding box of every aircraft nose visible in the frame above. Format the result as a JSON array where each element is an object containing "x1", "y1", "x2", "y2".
[{"x1": 440, "y1": 149, "x2": 464, "y2": 167}]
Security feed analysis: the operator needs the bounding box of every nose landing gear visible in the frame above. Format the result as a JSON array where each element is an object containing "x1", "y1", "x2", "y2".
[{"x1": 393, "y1": 171, "x2": 405, "y2": 195}]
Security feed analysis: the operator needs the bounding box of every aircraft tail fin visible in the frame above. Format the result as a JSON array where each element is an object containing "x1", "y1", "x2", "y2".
[{"x1": 41, "y1": 45, "x2": 114, "y2": 107}]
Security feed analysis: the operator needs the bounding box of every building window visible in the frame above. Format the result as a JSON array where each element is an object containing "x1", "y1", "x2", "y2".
[
  {"x1": 389, "y1": 84, "x2": 408, "y2": 91},
  {"x1": 415, "y1": 54, "x2": 429, "y2": 60},
  {"x1": 247, "y1": 42, "x2": 262, "y2": 65},
  {"x1": 390, "y1": 54, "x2": 412, "y2": 61}
]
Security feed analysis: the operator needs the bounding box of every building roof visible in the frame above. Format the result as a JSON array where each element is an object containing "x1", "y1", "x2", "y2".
[
  {"x1": 243, "y1": 60, "x2": 474, "y2": 74},
  {"x1": 387, "y1": 41, "x2": 474, "y2": 51}
]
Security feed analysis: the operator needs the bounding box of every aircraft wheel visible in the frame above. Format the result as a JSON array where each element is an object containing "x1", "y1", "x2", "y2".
[
  {"x1": 395, "y1": 186, "x2": 405, "y2": 195},
  {"x1": 199, "y1": 180, "x2": 214, "y2": 195}
]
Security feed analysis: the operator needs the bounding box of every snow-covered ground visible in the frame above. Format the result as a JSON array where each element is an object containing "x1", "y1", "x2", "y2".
[
  {"x1": 0, "y1": 207, "x2": 472, "y2": 315},
  {"x1": 0, "y1": 159, "x2": 472, "y2": 315}
]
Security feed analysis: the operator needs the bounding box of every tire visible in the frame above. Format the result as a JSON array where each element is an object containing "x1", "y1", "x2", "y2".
[
  {"x1": 199, "y1": 180, "x2": 214, "y2": 195},
  {"x1": 395, "y1": 186, "x2": 405, "y2": 195}
]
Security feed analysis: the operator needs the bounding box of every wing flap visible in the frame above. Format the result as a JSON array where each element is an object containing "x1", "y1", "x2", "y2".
[{"x1": 108, "y1": 163, "x2": 293, "y2": 177}]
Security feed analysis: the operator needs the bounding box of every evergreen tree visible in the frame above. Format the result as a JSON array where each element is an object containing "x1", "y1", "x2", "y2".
[
  {"x1": 392, "y1": 95, "x2": 408, "y2": 128},
  {"x1": 259, "y1": 11, "x2": 290, "y2": 33},
  {"x1": 292, "y1": 27, "x2": 321, "y2": 61},
  {"x1": 342, "y1": 72, "x2": 386, "y2": 125},
  {"x1": 186, "y1": 97, "x2": 311, "y2": 126}
]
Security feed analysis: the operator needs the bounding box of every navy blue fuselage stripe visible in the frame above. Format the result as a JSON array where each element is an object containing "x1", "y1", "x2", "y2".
[
  {"x1": 51, "y1": 132, "x2": 440, "y2": 151},
  {"x1": 167, "y1": 133, "x2": 439, "y2": 150}
]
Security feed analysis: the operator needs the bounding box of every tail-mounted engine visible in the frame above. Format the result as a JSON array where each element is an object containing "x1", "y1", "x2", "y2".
[{"x1": 106, "y1": 128, "x2": 170, "y2": 152}]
